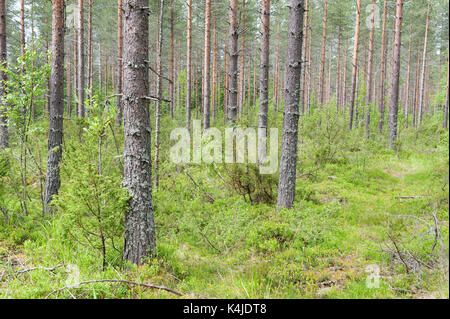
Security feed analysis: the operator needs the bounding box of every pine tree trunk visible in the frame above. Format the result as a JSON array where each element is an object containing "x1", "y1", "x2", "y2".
[
  {"x1": 186, "y1": 0, "x2": 192, "y2": 130},
  {"x1": 277, "y1": 0, "x2": 304, "y2": 210},
  {"x1": 349, "y1": 0, "x2": 361, "y2": 130},
  {"x1": 418, "y1": 2, "x2": 430, "y2": 127},
  {"x1": 212, "y1": 11, "x2": 217, "y2": 121},
  {"x1": 116, "y1": 0, "x2": 124, "y2": 125},
  {"x1": 87, "y1": 0, "x2": 93, "y2": 107},
  {"x1": 444, "y1": 56, "x2": 449, "y2": 129},
  {"x1": 335, "y1": 23, "x2": 342, "y2": 112},
  {"x1": 77, "y1": 0, "x2": 85, "y2": 117},
  {"x1": 404, "y1": 24, "x2": 412, "y2": 126},
  {"x1": 67, "y1": 44, "x2": 72, "y2": 117},
  {"x1": 273, "y1": 20, "x2": 281, "y2": 112},
  {"x1": 227, "y1": 0, "x2": 239, "y2": 123},
  {"x1": 169, "y1": 0, "x2": 174, "y2": 120},
  {"x1": 365, "y1": 0, "x2": 376, "y2": 138},
  {"x1": 378, "y1": 0, "x2": 387, "y2": 133},
  {"x1": 44, "y1": 0, "x2": 65, "y2": 213},
  {"x1": 21, "y1": 0, "x2": 25, "y2": 57},
  {"x1": 238, "y1": 0, "x2": 246, "y2": 118},
  {"x1": 318, "y1": 0, "x2": 327, "y2": 110},
  {"x1": 0, "y1": 0, "x2": 9, "y2": 149},
  {"x1": 258, "y1": 0, "x2": 270, "y2": 162},
  {"x1": 123, "y1": 0, "x2": 155, "y2": 265},
  {"x1": 202, "y1": 0, "x2": 211, "y2": 129},
  {"x1": 388, "y1": 0, "x2": 404, "y2": 150}
]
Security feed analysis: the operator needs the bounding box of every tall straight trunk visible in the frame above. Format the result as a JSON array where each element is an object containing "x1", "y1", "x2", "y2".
[
  {"x1": 306, "y1": 18, "x2": 312, "y2": 114},
  {"x1": 277, "y1": 0, "x2": 304, "y2": 210},
  {"x1": 202, "y1": 0, "x2": 212, "y2": 129},
  {"x1": 238, "y1": 0, "x2": 246, "y2": 118},
  {"x1": 212, "y1": 11, "x2": 217, "y2": 121},
  {"x1": 186, "y1": 0, "x2": 192, "y2": 130},
  {"x1": 300, "y1": 0, "x2": 308, "y2": 115},
  {"x1": 318, "y1": 0, "x2": 327, "y2": 109},
  {"x1": 342, "y1": 43, "x2": 347, "y2": 109},
  {"x1": 224, "y1": 32, "x2": 229, "y2": 121},
  {"x1": 154, "y1": 0, "x2": 164, "y2": 188},
  {"x1": 418, "y1": 2, "x2": 430, "y2": 127},
  {"x1": 87, "y1": 0, "x2": 93, "y2": 106},
  {"x1": 388, "y1": 0, "x2": 403, "y2": 150},
  {"x1": 0, "y1": 0, "x2": 8, "y2": 149},
  {"x1": 227, "y1": 0, "x2": 239, "y2": 123},
  {"x1": 169, "y1": 0, "x2": 174, "y2": 119},
  {"x1": 273, "y1": 20, "x2": 281, "y2": 112},
  {"x1": 365, "y1": 0, "x2": 376, "y2": 138},
  {"x1": 336, "y1": 23, "x2": 342, "y2": 112},
  {"x1": 104, "y1": 54, "x2": 108, "y2": 96},
  {"x1": 413, "y1": 45, "x2": 421, "y2": 127},
  {"x1": 258, "y1": 0, "x2": 270, "y2": 162},
  {"x1": 378, "y1": 0, "x2": 387, "y2": 133},
  {"x1": 349, "y1": 0, "x2": 361, "y2": 130},
  {"x1": 252, "y1": 46, "x2": 257, "y2": 108},
  {"x1": 67, "y1": 44, "x2": 72, "y2": 117},
  {"x1": 44, "y1": 0, "x2": 65, "y2": 213},
  {"x1": 404, "y1": 24, "x2": 412, "y2": 126},
  {"x1": 116, "y1": 0, "x2": 124, "y2": 124},
  {"x1": 21, "y1": 0, "x2": 25, "y2": 57},
  {"x1": 77, "y1": 0, "x2": 85, "y2": 117},
  {"x1": 123, "y1": 0, "x2": 155, "y2": 265},
  {"x1": 444, "y1": 55, "x2": 449, "y2": 129}
]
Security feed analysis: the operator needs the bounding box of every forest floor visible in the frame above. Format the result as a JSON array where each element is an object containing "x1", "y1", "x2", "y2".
[{"x1": 0, "y1": 116, "x2": 449, "y2": 299}]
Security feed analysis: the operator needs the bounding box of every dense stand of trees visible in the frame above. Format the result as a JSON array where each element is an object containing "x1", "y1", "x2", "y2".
[{"x1": 0, "y1": 0, "x2": 448, "y2": 264}]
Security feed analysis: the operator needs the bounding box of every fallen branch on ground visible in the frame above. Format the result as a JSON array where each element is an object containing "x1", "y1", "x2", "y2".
[
  {"x1": 17, "y1": 263, "x2": 63, "y2": 275},
  {"x1": 45, "y1": 279, "x2": 186, "y2": 299}
]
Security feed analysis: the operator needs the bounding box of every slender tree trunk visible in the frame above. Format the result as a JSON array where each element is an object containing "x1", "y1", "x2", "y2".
[
  {"x1": 202, "y1": 0, "x2": 211, "y2": 129},
  {"x1": 227, "y1": 0, "x2": 239, "y2": 123},
  {"x1": 169, "y1": 0, "x2": 174, "y2": 120},
  {"x1": 123, "y1": 0, "x2": 155, "y2": 265},
  {"x1": 87, "y1": 0, "x2": 93, "y2": 106},
  {"x1": 349, "y1": 0, "x2": 361, "y2": 130},
  {"x1": 154, "y1": 0, "x2": 164, "y2": 189},
  {"x1": 318, "y1": 0, "x2": 327, "y2": 110},
  {"x1": 77, "y1": 0, "x2": 85, "y2": 118},
  {"x1": 277, "y1": 0, "x2": 304, "y2": 210},
  {"x1": 365, "y1": 0, "x2": 376, "y2": 138},
  {"x1": 258, "y1": 0, "x2": 270, "y2": 162},
  {"x1": 0, "y1": 0, "x2": 8, "y2": 149},
  {"x1": 404, "y1": 24, "x2": 412, "y2": 126},
  {"x1": 44, "y1": 0, "x2": 65, "y2": 213},
  {"x1": 300, "y1": 0, "x2": 308, "y2": 115},
  {"x1": 186, "y1": 0, "x2": 192, "y2": 130},
  {"x1": 444, "y1": 55, "x2": 449, "y2": 129},
  {"x1": 335, "y1": 22, "x2": 342, "y2": 112},
  {"x1": 378, "y1": 0, "x2": 387, "y2": 133},
  {"x1": 238, "y1": 0, "x2": 246, "y2": 118},
  {"x1": 212, "y1": 11, "x2": 217, "y2": 122},
  {"x1": 67, "y1": 44, "x2": 72, "y2": 117},
  {"x1": 21, "y1": 0, "x2": 25, "y2": 57},
  {"x1": 116, "y1": 0, "x2": 124, "y2": 125},
  {"x1": 413, "y1": 45, "x2": 421, "y2": 128},
  {"x1": 418, "y1": 2, "x2": 430, "y2": 127},
  {"x1": 273, "y1": 20, "x2": 281, "y2": 112},
  {"x1": 388, "y1": 0, "x2": 403, "y2": 150}
]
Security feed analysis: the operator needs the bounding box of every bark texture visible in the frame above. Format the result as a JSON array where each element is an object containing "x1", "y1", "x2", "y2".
[
  {"x1": 349, "y1": 0, "x2": 361, "y2": 130},
  {"x1": 202, "y1": 0, "x2": 211, "y2": 129},
  {"x1": 277, "y1": 0, "x2": 304, "y2": 210},
  {"x1": 123, "y1": 0, "x2": 155, "y2": 265},
  {"x1": 388, "y1": 0, "x2": 403, "y2": 150},
  {"x1": 0, "y1": 0, "x2": 8, "y2": 149},
  {"x1": 44, "y1": 0, "x2": 65, "y2": 213},
  {"x1": 227, "y1": 0, "x2": 239, "y2": 123}
]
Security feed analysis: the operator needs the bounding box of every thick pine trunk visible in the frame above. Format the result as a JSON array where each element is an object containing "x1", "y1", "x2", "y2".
[
  {"x1": 277, "y1": 0, "x2": 304, "y2": 210},
  {"x1": 388, "y1": 0, "x2": 404, "y2": 150},
  {"x1": 227, "y1": 0, "x2": 239, "y2": 123},
  {"x1": 258, "y1": 0, "x2": 270, "y2": 162},
  {"x1": 44, "y1": 0, "x2": 65, "y2": 213},
  {"x1": 349, "y1": 0, "x2": 361, "y2": 130},
  {"x1": 0, "y1": 0, "x2": 8, "y2": 149},
  {"x1": 123, "y1": 0, "x2": 155, "y2": 265}
]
